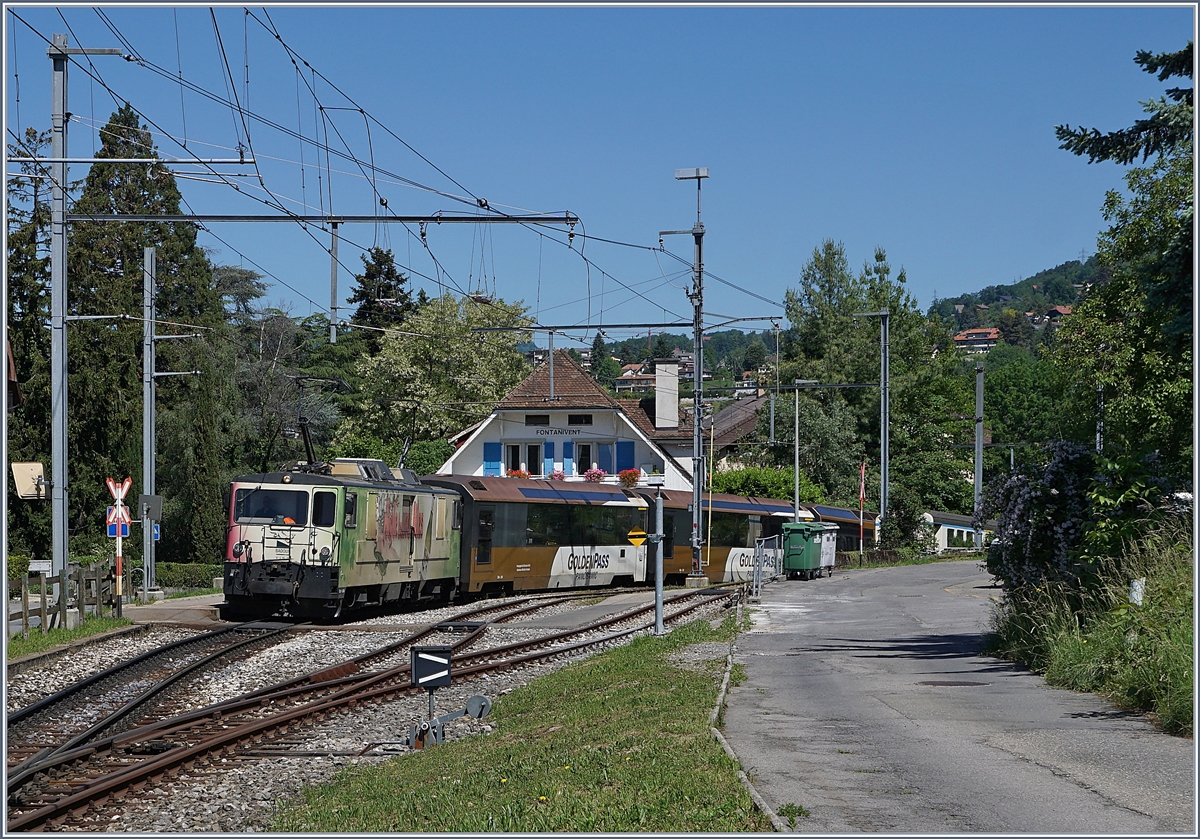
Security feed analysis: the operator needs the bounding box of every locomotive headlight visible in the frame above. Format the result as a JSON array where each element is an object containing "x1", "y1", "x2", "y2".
[
  {"x1": 319, "y1": 546, "x2": 332, "y2": 560},
  {"x1": 232, "y1": 542, "x2": 245, "y2": 558}
]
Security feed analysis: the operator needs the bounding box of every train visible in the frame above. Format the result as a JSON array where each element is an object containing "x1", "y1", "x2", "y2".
[{"x1": 219, "y1": 457, "x2": 819, "y2": 621}]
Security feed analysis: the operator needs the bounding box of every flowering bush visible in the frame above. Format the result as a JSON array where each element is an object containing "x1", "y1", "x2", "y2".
[
  {"x1": 548, "y1": 469, "x2": 567, "y2": 481},
  {"x1": 506, "y1": 469, "x2": 531, "y2": 479},
  {"x1": 583, "y1": 468, "x2": 607, "y2": 483},
  {"x1": 618, "y1": 468, "x2": 642, "y2": 488}
]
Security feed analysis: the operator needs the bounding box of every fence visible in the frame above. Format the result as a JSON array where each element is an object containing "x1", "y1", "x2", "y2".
[{"x1": 6, "y1": 561, "x2": 120, "y2": 639}]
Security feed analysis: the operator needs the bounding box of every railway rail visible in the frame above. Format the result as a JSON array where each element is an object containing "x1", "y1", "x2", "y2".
[
  {"x1": 6, "y1": 586, "x2": 736, "y2": 832},
  {"x1": 6, "y1": 623, "x2": 292, "y2": 773}
]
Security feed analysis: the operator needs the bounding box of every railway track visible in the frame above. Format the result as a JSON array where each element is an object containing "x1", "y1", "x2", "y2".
[
  {"x1": 6, "y1": 587, "x2": 736, "y2": 831},
  {"x1": 6, "y1": 623, "x2": 294, "y2": 772}
]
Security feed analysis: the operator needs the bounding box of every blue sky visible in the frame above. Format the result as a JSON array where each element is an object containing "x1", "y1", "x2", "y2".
[{"x1": 5, "y1": 3, "x2": 1194, "y2": 346}]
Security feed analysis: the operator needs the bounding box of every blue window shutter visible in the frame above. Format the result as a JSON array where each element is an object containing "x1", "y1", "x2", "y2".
[
  {"x1": 483, "y1": 442, "x2": 502, "y2": 476},
  {"x1": 615, "y1": 441, "x2": 635, "y2": 472},
  {"x1": 562, "y1": 441, "x2": 574, "y2": 475},
  {"x1": 544, "y1": 441, "x2": 555, "y2": 472},
  {"x1": 598, "y1": 444, "x2": 613, "y2": 474}
]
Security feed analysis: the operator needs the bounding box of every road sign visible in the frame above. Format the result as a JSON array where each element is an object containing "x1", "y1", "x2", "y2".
[
  {"x1": 107, "y1": 522, "x2": 130, "y2": 538},
  {"x1": 106, "y1": 505, "x2": 132, "y2": 526},
  {"x1": 154, "y1": 523, "x2": 160, "y2": 541},
  {"x1": 411, "y1": 646, "x2": 453, "y2": 688},
  {"x1": 627, "y1": 528, "x2": 647, "y2": 547},
  {"x1": 106, "y1": 476, "x2": 132, "y2": 501}
]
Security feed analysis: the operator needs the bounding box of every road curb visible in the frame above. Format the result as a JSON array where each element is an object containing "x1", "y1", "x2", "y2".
[{"x1": 710, "y1": 590, "x2": 787, "y2": 833}]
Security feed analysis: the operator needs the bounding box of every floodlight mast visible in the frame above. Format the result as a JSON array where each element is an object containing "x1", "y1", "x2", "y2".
[{"x1": 662, "y1": 167, "x2": 709, "y2": 582}]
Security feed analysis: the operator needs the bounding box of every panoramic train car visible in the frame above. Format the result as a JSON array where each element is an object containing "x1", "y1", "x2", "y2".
[
  {"x1": 803, "y1": 503, "x2": 878, "y2": 553},
  {"x1": 220, "y1": 459, "x2": 461, "y2": 619},
  {"x1": 421, "y1": 476, "x2": 651, "y2": 595},
  {"x1": 647, "y1": 489, "x2": 807, "y2": 584}
]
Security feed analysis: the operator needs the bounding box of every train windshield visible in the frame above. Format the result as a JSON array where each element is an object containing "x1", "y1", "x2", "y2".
[{"x1": 234, "y1": 488, "x2": 310, "y2": 526}]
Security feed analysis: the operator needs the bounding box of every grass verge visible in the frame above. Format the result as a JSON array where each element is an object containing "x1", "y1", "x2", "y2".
[
  {"x1": 7, "y1": 616, "x2": 133, "y2": 659},
  {"x1": 274, "y1": 614, "x2": 771, "y2": 832},
  {"x1": 985, "y1": 518, "x2": 1193, "y2": 736}
]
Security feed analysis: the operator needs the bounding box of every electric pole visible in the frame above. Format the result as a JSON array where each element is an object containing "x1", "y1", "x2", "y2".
[
  {"x1": 660, "y1": 167, "x2": 709, "y2": 583},
  {"x1": 48, "y1": 34, "x2": 122, "y2": 578}
]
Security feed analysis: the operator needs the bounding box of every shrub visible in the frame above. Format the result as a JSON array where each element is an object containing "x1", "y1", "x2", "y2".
[
  {"x1": 618, "y1": 468, "x2": 641, "y2": 487},
  {"x1": 710, "y1": 466, "x2": 824, "y2": 504},
  {"x1": 155, "y1": 562, "x2": 223, "y2": 589},
  {"x1": 980, "y1": 441, "x2": 1094, "y2": 589},
  {"x1": 7, "y1": 554, "x2": 31, "y2": 580}
]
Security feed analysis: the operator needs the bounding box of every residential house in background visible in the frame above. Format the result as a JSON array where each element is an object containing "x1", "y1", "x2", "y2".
[{"x1": 952, "y1": 327, "x2": 1000, "y2": 354}]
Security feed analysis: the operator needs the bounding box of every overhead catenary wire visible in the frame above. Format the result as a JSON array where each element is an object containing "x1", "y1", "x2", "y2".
[{"x1": 12, "y1": 12, "x2": 751, "y2": 350}]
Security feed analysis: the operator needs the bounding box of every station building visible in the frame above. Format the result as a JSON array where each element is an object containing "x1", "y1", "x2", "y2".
[{"x1": 437, "y1": 350, "x2": 696, "y2": 491}]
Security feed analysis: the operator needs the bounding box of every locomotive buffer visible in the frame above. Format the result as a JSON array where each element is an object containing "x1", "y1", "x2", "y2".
[{"x1": 406, "y1": 646, "x2": 492, "y2": 750}]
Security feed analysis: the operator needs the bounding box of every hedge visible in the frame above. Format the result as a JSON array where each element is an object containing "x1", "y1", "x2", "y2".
[
  {"x1": 153, "y1": 562, "x2": 223, "y2": 589},
  {"x1": 6, "y1": 555, "x2": 31, "y2": 580}
]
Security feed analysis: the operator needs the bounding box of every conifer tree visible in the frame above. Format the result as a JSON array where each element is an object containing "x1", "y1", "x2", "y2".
[{"x1": 67, "y1": 104, "x2": 225, "y2": 562}]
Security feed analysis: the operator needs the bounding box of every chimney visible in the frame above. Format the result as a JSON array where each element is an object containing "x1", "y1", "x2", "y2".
[{"x1": 655, "y1": 358, "x2": 678, "y2": 430}]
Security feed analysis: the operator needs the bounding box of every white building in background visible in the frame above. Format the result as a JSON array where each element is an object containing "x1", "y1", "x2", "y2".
[{"x1": 438, "y1": 351, "x2": 694, "y2": 491}]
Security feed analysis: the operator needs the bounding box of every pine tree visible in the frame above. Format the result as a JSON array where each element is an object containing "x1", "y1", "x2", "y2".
[
  {"x1": 5, "y1": 129, "x2": 54, "y2": 558},
  {"x1": 347, "y1": 246, "x2": 417, "y2": 354},
  {"x1": 67, "y1": 104, "x2": 224, "y2": 562}
]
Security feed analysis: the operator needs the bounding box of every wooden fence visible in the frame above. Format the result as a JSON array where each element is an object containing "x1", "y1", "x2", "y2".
[{"x1": 6, "y1": 561, "x2": 118, "y2": 639}]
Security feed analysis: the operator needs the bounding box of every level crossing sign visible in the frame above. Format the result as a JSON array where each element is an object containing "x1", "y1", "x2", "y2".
[
  {"x1": 106, "y1": 476, "x2": 132, "y2": 502},
  {"x1": 106, "y1": 503, "x2": 131, "y2": 538}
]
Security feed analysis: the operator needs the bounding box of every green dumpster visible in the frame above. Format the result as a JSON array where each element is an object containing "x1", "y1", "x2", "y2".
[{"x1": 782, "y1": 521, "x2": 839, "y2": 580}]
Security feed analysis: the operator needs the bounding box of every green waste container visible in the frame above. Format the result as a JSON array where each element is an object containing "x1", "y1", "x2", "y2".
[{"x1": 782, "y1": 522, "x2": 839, "y2": 580}]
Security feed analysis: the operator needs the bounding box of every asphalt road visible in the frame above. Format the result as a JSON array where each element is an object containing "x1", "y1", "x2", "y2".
[{"x1": 723, "y1": 560, "x2": 1195, "y2": 834}]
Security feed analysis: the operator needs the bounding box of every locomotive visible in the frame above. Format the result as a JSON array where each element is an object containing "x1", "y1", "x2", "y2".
[{"x1": 219, "y1": 457, "x2": 810, "y2": 621}]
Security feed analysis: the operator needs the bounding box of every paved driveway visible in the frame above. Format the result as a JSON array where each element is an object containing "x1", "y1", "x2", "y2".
[{"x1": 723, "y1": 560, "x2": 1195, "y2": 833}]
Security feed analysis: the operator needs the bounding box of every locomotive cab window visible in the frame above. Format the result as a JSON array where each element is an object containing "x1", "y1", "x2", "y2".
[
  {"x1": 344, "y1": 492, "x2": 359, "y2": 529},
  {"x1": 313, "y1": 491, "x2": 337, "y2": 528},
  {"x1": 234, "y1": 488, "x2": 309, "y2": 526}
]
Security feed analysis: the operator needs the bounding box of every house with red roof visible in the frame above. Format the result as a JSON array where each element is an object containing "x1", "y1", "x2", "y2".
[
  {"x1": 952, "y1": 327, "x2": 1001, "y2": 354},
  {"x1": 437, "y1": 351, "x2": 695, "y2": 490}
]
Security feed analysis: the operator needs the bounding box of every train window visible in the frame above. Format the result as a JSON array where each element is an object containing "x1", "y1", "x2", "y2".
[
  {"x1": 477, "y1": 507, "x2": 494, "y2": 565},
  {"x1": 234, "y1": 488, "x2": 309, "y2": 526},
  {"x1": 452, "y1": 500, "x2": 462, "y2": 531},
  {"x1": 344, "y1": 493, "x2": 359, "y2": 529},
  {"x1": 571, "y1": 504, "x2": 642, "y2": 546},
  {"x1": 313, "y1": 491, "x2": 337, "y2": 527},
  {"x1": 708, "y1": 512, "x2": 751, "y2": 548},
  {"x1": 492, "y1": 503, "x2": 528, "y2": 548},
  {"x1": 525, "y1": 504, "x2": 570, "y2": 546}
]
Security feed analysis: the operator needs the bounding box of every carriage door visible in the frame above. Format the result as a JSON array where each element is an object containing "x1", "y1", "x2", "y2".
[{"x1": 476, "y1": 505, "x2": 495, "y2": 567}]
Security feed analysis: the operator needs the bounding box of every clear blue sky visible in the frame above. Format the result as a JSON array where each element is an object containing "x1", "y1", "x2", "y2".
[{"x1": 5, "y1": 3, "x2": 1194, "y2": 347}]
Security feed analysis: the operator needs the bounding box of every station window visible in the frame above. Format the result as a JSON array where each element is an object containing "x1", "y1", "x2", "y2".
[
  {"x1": 567, "y1": 414, "x2": 593, "y2": 426},
  {"x1": 525, "y1": 414, "x2": 550, "y2": 426}
]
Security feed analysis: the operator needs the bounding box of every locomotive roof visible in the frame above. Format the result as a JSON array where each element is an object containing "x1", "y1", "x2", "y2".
[
  {"x1": 422, "y1": 475, "x2": 648, "y2": 506},
  {"x1": 231, "y1": 472, "x2": 458, "y2": 495}
]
